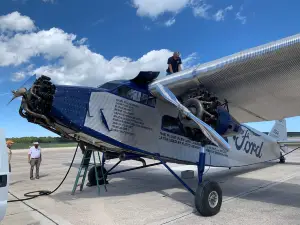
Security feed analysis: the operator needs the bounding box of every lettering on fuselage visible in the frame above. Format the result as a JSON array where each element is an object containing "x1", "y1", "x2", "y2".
[
  {"x1": 233, "y1": 130, "x2": 263, "y2": 158},
  {"x1": 206, "y1": 145, "x2": 229, "y2": 157}
]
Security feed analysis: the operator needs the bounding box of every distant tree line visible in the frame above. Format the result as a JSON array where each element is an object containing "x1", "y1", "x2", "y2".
[{"x1": 6, "y1": 136, "x2": 74, "y2": 144}]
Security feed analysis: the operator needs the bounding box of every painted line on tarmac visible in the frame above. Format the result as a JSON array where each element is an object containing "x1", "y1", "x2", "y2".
[
  {"x1": 156, "y1": 172, "x2": 299, "y2": 224},
  {"x1": 223, "y1": 171, "x2": 299, "y2": 203}
]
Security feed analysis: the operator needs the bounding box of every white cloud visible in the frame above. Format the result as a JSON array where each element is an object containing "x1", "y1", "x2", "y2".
[
  {"x1": 132, "y1": 0, "x2": 242, "y2": 25},
  {"x1": 236, "y1": 6, "x2": 247, "y2": 24},
  {"x1": 182, "y1": 52, "x2": 199, "y2": 68},
  {"x1": 236, "y1": 12, "x2": 246, "y2": 24},
  {"x1": 91, "y1": 19, "x2": 105, "y2": 26},
  {"x1": 0, "y1": 12, "x2": 196, "y2": 87},
  {"x1": 144, "y1": 25, "x2": 151, "y2": 31},
  {"x1": 132, "y1": 0, "x2": 190, "y2": 18},
  {"x1": 192, "y1": 4, "x2": 211, "y2": 19},
  {"x1": 213, "y1": 5, "x2": 233, "y2": 22},
  {"x1": 0, "y1": 11, "x2": 36, "y2": 32},
  {"x1": 164, "y1": 18, "x2": 176, "y2": 27},
  {"x1": 12, "y1": 72, "x2": 25, "y2": 81}
]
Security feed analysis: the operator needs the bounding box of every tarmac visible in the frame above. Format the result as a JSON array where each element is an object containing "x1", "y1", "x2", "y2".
[{"x1": 3, "y1": 146, "x2": 300, "y2": 225}]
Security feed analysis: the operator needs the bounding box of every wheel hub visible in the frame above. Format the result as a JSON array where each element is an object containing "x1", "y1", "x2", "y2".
[{"x1": 208, "y1": 191, "x2": 218, "y2": 208}]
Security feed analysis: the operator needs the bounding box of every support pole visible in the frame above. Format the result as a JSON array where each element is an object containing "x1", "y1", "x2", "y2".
[
  {"x1": 155, "y1": 154, "x2": 195, "y2": 196},
  {"x1": 98, "y1": 151, "x2": 107, "y2": 192},
  {"x1": 198, "y1": 146, "x2": 206, "y2": 184}
]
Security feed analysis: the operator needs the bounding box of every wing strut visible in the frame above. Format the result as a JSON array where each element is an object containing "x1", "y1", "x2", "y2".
[{"x1": 154, "y1": 83, "x2": 231, "y2": 151}]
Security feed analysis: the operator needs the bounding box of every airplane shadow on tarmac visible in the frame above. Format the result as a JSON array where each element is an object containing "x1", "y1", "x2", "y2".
[{"x1": 52, "y1": 160, "x2": 300, "y2": 210}]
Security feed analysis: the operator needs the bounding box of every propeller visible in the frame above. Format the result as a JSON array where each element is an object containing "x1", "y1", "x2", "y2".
[
  {"x1": 7, "y1": 87, "x2": 27, "y2": 105},
  {"x1": 154, "y1": 83, "x2": 231, "y2": 151},
  {"x1": 7, "y1": 75, "x2": 37, "y2": 105}
]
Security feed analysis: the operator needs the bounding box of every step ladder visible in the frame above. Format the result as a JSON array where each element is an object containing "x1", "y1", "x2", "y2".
[{"x1": 71, "y1": 148, "x2": 103, "y2": 195}]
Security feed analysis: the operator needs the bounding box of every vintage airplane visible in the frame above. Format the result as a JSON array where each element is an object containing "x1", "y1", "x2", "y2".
[{"x1": 9, "y1": 33, "x2": 300, "y2": 217}]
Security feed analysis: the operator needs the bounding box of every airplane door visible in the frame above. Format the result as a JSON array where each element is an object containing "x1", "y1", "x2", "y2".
[{"x1": 0, "y1": 129, "x2": 8, "y2": 222}]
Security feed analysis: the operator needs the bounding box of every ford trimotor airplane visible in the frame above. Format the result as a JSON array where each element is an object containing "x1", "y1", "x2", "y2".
[{"x1": 9, "y1": 33, "x2": 300, "y2": 217}]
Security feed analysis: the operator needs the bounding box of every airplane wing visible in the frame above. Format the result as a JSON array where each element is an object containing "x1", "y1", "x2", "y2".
[{"x1": 149, "y1": 33, "x2": 300, "y2": 123}]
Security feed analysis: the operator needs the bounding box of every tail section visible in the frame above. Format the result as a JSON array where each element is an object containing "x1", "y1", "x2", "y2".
[
  {"x1": 268, "y1": 119, "x2": 287, "y2": 141},
  {"x1": 267, "y1": 119, "x2": 299, "y2": 157}
]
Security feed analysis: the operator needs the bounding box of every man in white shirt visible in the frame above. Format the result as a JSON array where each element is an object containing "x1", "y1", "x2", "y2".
[
  {"x1": 28, "y1": 142, "x2": 42, "y2": 180},
  {"x1": 6, "y1": 140, "x2": 14, "y2": 173}
]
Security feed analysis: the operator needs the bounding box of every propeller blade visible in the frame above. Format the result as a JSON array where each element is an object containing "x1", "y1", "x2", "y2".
[
  {"x1": 154, "y1": 83, "x2": 231, "y2": 151},
  {"x1": 7, "y1": 88, "x2": 27, "y2": 105}
]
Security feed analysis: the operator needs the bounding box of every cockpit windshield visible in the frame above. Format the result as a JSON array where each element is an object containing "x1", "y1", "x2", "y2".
[{"x1": 97, "y1": 80, "x2": 125, "y2": 90}]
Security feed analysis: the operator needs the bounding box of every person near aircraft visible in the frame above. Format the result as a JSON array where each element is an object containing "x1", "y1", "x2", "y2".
[
  {"x1": 6, "y1": 140, "x2": 14, "y2": 173},
  {"x1": 166, "y1": 51, "x2": 182, "y2": 75},
  {"x1": 28, "y1": 142, "x2": 42, "y2": 180}
]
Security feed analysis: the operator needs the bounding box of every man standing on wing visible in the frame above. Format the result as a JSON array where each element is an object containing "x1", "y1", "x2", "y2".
[
  {"x1": 166, "y1": 51, "x2": 182, "y2": 75},
  {"x1": 28, "y1": 142, "x2": 42, "y2": 180}
]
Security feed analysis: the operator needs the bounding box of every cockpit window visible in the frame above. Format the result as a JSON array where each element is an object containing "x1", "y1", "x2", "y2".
[{"x1": 116, "y1": 85, "x2": 156, "y2": 107}]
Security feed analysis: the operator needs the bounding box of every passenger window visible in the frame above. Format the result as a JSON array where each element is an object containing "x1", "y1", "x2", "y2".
[
  {"x1": 147, "y1": 96, "x2": 156, "y2": 107},
  {"x1": 140, "y1": 93, "x2": 149, "y2": 104}
]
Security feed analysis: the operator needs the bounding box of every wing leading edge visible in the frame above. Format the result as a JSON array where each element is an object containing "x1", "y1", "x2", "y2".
[{"x1": 149, "y1": 33, "x2": 300, "y2": 123}]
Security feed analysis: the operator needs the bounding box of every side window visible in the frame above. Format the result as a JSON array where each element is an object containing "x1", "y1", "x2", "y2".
[
  {"x1": 116, "y1": 85, "x2": 156, "y2": 107},
  {"x1": 161, "y1": 115, "x2": 184, "y2": 136},
  {"x1": 161, "y1": 115, "x2": 203, "y2": 142},
  {"x1": 147, "y1": 96, "x2": 156, "y2": 107},
  {"x1": 140, "y1": 93, "x2": 148, "y2": 104}
]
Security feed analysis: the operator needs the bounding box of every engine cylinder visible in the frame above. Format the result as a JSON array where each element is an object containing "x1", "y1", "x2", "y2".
[{"x1": 178, "y1": 98, "x2": 204, "y2": 128}]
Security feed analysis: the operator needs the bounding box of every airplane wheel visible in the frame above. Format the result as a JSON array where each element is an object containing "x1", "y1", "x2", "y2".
[
  {"x1": 279, "y1": 153, "x2": 286, "y2": 164},
  {"x1": 279, "y1": 156, "x2": 286, "y2": 163},
  {"x1": 87, "y1": 166, "x2": 108, "y2": 186},
  {"x1": 195, "y1": 180, "x2": 222, "y2": 217}
]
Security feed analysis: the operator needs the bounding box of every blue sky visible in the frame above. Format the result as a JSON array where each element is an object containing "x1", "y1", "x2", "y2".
[{"x1": 0, "y1": 0, "x2": 300, "y2": 138}]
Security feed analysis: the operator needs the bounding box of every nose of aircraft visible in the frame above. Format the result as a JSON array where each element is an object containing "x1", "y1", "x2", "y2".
[
  {"x1": 16, "y1": 75, "x2": 93, "y2": 135},
  {"x1": 17, "y1": 75, "x2": 56, "y2": 125}
]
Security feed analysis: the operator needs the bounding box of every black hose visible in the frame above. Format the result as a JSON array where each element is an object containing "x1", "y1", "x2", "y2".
[{"x1": 8, "y1": 143, "x2": 79, "y2": 203}]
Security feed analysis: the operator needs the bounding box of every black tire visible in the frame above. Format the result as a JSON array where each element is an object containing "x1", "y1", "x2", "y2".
[
  {"x1": 279, "y1": 156, "x2": 286, "y2": 163},
  {"x1": 279, "y1": 152, "x2": 286, "y2": 164},
  {"x1": 195, "y1": 180, "x2": 222, "y2": 217},
  {"x1": 87, "y1": 166, "x2": 108, "y2": 186}
]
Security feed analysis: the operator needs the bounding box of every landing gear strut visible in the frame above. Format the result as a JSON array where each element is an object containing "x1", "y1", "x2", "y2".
[
  {"x1": 156, "y1": 146, "x2": 222, "y2": 216},
  {"x1": 86, "y1": 146, "x2": 222, "y2": 217}
]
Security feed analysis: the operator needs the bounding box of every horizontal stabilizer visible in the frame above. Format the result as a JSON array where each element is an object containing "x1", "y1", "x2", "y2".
[{"x1": 277, "y1": 140, "x2": 300, "y2": 146}]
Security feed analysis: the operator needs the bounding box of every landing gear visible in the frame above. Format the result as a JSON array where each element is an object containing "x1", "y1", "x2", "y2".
[
  {"x1": 279, "y1": 152, "x2": 286, "y2": 163},
  {"x1": 156, "y1": 146, "x2": 223, "y2": 217},
  {"x1": 81, "y1": 145, "x2": 223, "y2": 217},
  {"x1": 195, "y1": 181, "x2": 222, "y2": 216}
]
